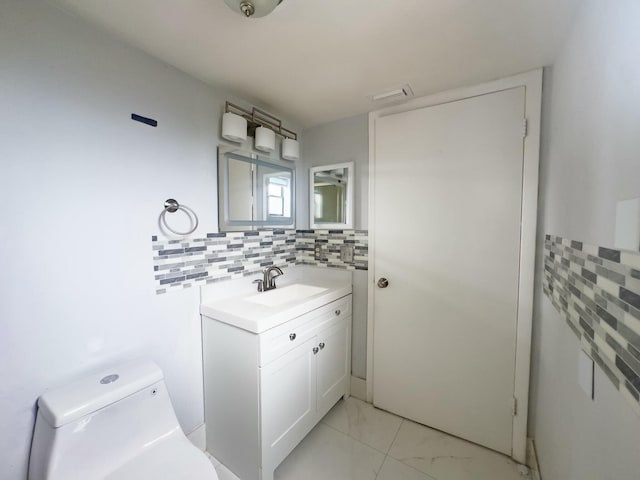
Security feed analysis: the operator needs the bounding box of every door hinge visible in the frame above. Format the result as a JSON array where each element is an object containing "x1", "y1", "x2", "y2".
[
  {"x1": 522, "y1": 118, "x2": 528, "y2": 138},
  {"x1": 512, "y1": 396, "x2": 518, "y2": 416}
]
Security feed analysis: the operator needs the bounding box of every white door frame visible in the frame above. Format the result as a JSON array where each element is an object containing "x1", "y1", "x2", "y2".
[{"x1": 366, "y1": 69, "x2": 542, "y2": 463}]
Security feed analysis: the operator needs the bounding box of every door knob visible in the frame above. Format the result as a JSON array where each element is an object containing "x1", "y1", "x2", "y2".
[{"x1": 377, "y1": 278, "x2": 389, "y2": 288}]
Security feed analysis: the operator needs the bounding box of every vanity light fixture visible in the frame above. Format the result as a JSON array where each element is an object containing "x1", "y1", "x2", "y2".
[
  {"x1": 281, "y1": 137, "x2": 300, "y2": 161},
  {"x1": 222, "y1": 101, "x2": 299, "y2": 160},
  {"x1": 255, "y1": 126, "x2": 275, "y2": 152},
  {"x1": 224, "y1": 0, "x2": 283, "y2": 18},
  {"x1": 221, "y1": 112, "x2": 247, "y2": 142}
]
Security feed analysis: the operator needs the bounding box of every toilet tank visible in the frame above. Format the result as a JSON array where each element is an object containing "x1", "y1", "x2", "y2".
[{"x1": 29, "y1": 360, "x2": 182, "y2": 480}]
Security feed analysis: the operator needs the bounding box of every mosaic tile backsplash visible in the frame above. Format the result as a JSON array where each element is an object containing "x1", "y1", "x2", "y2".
[
  {"x1": 543, "y1": 235, "x2": 640, "y2": 415},
  {"x1": 152, "y1": 229, "x2": 368, "y2": 295},
  {"x1": 296, "y1": 229, "x2": 368, "y2": 270}
]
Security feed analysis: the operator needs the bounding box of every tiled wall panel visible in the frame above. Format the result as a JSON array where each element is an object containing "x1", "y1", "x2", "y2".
[
  {"x1": 543, "y1": 235, "x2": 640, "y2": 415},
  {"x1": 296, "y1": 229, "x2": 368, "y2": 270},
  {"x1": 152, "y1": 230, "x2": 297, "y2": 294},
  {"x1": 152, "y1": 229, "x2": 368, "y2": 294}
]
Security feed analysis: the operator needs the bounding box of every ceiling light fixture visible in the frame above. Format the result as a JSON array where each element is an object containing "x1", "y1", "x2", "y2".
[
  {"x1": 224, "y1": 0, "x2": 283, "y2": 18},
  {"x1": 221, "y1": 101, "x2": 299, "y2": 161}
]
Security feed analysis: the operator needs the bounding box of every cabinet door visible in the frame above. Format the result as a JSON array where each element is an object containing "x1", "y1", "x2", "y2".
[
  {"x1": 316, "y1": 316, "x2": 351, "y2": 417},
  {"x1": 260, "y1": 337, "x2": 317, "y2": 472}
]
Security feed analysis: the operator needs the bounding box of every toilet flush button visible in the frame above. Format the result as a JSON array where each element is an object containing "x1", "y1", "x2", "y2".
[{"x1": 100, "y1": 374, "x2": 119, "y2": 384}]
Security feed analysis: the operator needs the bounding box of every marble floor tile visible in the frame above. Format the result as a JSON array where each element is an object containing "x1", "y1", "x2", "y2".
[
  {"x1": 321, "y1": 397, "x2": 403, "y2": 453},
  {"x1": 214, "y1": 463, "x2": 241, "y2": 480},
  {"x1": 388, "y1": 420, "x2": 526, "y2": 480},
  {"x1": 376, "y1": 456, "x2": 438, "y2": 480},
  {"x1": 205, "y1": 451, "x2": 220, "y2": 467},
  {"x1": 274, "y1": 422, "x2": 386, "y2": 480}
]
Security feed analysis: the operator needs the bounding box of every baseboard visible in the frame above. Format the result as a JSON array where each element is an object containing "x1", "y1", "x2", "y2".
[
  {"x1": 350, "y1": 376, "x2": 367, "y2": 401},
  {"x1": 526, "y1": 438, "x2": 542, "y2": 480},
  {"x1": 187, "y1": 423, "x2": 206, "y2": 451}
]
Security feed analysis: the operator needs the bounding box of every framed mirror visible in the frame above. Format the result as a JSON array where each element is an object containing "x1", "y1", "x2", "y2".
[
  {"x1": 310, "y1": 162, "x2": 354, "y2": 229},
  {"x1": 218, "y1": 146, "x2": 295, "y2": 232}
]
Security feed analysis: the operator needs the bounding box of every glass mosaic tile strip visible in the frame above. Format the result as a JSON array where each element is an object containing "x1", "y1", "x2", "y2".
[
  {"x1": 544, "y1": 235, "x2": 640, "y2": 415},
  {"x1": 152, "y1": 229, "x2": 369, "y2": 295},
  {"x1": 294, "y1": 229, "x2": 369, "y2": 271}
]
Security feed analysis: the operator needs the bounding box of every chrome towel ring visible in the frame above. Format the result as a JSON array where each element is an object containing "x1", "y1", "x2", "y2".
[{"x1": 160, "y1": 198, "x2": 199, "y2": 236}]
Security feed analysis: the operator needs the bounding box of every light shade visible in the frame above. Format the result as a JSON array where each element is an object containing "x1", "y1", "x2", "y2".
[
  {"x1": 224, "y1": 0, "x2": 282, "y2": 18},
  {"x1": 222, "y1": 112, "x2": 247, "y2": 143},
  {"x1": 281, "y1": 138, "x2": 300, "y2": 161},
  {"x1": 255, "y1": 126, "x2": 275, "y2": 152}
]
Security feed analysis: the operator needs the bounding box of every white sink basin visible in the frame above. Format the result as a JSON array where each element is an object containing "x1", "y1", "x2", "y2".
[
  {"x1": 245, "y1": 284, "x2": 328, "y2": 307},
  {"x1": 200, "y1": 268, "x2": 353, "y2": 333}
]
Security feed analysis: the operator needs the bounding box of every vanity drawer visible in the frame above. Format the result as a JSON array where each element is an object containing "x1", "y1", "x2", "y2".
[{"x1": 259, "y1": 295, "x2": 351, "y2": 366}]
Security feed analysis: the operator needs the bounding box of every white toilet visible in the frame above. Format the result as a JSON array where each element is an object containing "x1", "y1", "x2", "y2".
[{"x1": 29, "y1": 360, "x2": 219, "y2": 480}]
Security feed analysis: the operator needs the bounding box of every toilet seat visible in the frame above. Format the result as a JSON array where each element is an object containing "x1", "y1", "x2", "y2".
[{"x1": 105, "y1": 435, "x2": 218, "y2": 480}]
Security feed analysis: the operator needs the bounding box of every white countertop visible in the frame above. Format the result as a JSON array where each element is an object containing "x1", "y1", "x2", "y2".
[{"x1": 200, "y1": 267, "x2": 352, "y2": 334}]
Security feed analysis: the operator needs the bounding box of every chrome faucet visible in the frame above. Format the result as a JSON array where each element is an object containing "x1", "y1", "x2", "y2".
[{"x1": 252, "y1": 266, "x2": 284, "y2": 292}]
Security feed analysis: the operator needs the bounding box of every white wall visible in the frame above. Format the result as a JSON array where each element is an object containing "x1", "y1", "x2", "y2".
[
  {"x1": 0, "y1": 1, "x2": 301, "y2": 479},
  {"x1": 302, "y1": 114, "x2": 369, "y2": 379},
  {"x1": 302, "y1": 114, "x2": 369, "y2": 230},
  {"x1": 529, "y1": 1, "x2": 640, "y2": 478}
]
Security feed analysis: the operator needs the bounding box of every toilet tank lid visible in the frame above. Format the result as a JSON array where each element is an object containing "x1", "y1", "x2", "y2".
[{"x1": 37, "y1": 360, "x2": 164, "y2": 428}]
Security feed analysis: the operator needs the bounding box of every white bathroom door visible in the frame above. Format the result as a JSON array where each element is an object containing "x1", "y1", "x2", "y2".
[{"x1": 372, "y1": 87, "x2": 525, "y2": 455}]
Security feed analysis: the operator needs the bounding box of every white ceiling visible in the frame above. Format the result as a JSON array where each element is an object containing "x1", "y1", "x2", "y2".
[{"x1": 49, "y1": 0, "x2": 582, "y2": 129}]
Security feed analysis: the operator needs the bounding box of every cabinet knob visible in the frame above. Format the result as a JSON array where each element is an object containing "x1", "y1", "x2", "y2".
[
  {"x1": 289, "y1": 333, "x2": 296, "y2": 341},
  {"x1": 313, "y1": 347, "x2": 319, "y2": 355},
  {"x1": 335, "y1": 309, "x2": 341, "y2": 316},
  {"x1": 319, "y1": 342, "x2": 325, "y2": 350}
]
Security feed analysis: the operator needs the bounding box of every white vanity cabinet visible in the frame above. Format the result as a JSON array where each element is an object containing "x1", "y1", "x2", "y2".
[{"x1": 202, "y1": 293, "x2": 352, "y2": 480}]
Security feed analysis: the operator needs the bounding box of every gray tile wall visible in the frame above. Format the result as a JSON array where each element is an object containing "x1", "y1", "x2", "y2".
[
  {"x1": 296, "y1": 229, "x2": 369, "y2": 271},
  {"x1": 543, "y1": 235, "x2": 640, "y2": 414},
  {"x1": 151, "y1": 229, "x2": 368, "y2": 294},
  {"x1": 152, "y1": 230, "x2": 297, "y2": 294}
]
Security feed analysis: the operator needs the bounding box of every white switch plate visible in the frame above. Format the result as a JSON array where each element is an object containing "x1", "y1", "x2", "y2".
[
  {"x1": 578, "y1": 350, "x2": 594, "y2": 400},
  {"x1": 340, "y1": 245, "x2": 354, "y2": 263}
]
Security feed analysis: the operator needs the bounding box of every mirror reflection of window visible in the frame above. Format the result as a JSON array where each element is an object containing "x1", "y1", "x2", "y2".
[
  {"x1": 266, "y1": 175, "x2": 291, "y2": 218},
  {"x1": 218, "y1": 146, "x2": 295, "y2": 231}
]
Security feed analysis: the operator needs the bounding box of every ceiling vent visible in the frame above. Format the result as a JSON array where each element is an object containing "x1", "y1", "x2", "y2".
[{"x1": 369, "y1": 84, "x2": 414, "y2": 103}]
